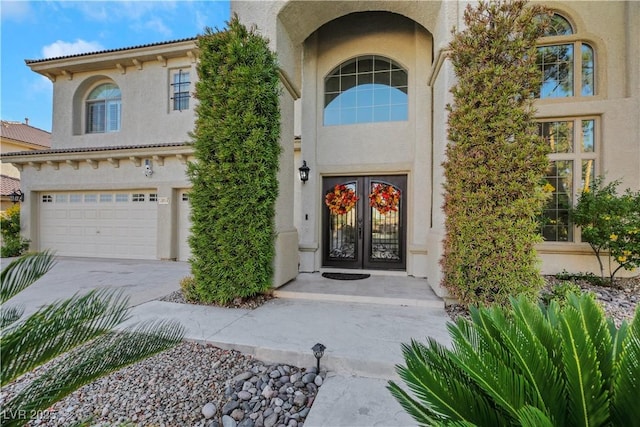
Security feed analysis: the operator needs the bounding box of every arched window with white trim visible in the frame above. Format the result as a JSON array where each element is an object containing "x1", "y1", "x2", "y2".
[
  {"x1": 86, "y1": 83, "x2": 121, "y2": 133},
  {"x1": 324, "y1": 55, "x2": 408, "y2": 126}
]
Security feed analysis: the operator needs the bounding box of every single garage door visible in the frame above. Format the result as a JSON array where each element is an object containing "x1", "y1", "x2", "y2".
[
  {"x1": 39, "y1": 191, "x2": 158, "y2": 259},
  {"x1": 177, "y1": 190, "x2": 192, "y2": 262}
]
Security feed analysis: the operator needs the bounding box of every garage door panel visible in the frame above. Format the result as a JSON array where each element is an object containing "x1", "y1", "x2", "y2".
[
  {"x1": 68, "y1": 226, "x2": 83, "y2": 236},
  {"x1": 39, "y1": 191, "x2": 157, "y2": 259},
  {"x1": 99, "y1": 210, "x2": 115, "y2": 220},
  {"x1": 51, "y1": 211, "x2": 67, "y2": 220},
  {"x1": 68, "y1": 210, "x2": 83, "y2": 220}
]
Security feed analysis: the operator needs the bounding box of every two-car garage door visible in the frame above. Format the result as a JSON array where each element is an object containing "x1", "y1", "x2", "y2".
[{"x1": 39, "y1": 191, "x2": 158, "y2": 259}]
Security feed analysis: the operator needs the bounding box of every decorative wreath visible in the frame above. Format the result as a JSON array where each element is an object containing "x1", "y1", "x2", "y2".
[
  {"x1": 325, "y1": 184, "x2": 359, "y2": 215},
  {"x1": 369, "y1": 183, "x2": 401, "y2": 215}
]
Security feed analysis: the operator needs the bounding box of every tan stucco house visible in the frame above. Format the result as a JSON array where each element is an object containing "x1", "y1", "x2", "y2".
[
  {"x1": 1, "y1": 120, "x2": 50, "y2": 212},
  {"x1": 3, "y1": 1, "x2": 639, "y2": 298}
]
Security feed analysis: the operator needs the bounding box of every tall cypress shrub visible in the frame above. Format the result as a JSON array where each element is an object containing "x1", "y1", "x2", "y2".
[
  {"x1": 187, "y1": 16, "x2": 281, "y2": 303},
  {"x1": 441, "y1": 0, "x2": 551, "y2": 306}
]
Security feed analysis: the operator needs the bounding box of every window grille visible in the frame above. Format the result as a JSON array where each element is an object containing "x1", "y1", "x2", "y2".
[{"x1": 171, "y1": 70, "x2": 190, "y2": 111}]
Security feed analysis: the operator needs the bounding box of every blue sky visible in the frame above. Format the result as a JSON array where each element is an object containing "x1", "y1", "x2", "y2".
[{"x1": 1, "y1": 0, "x2": 231, "y2": 132}]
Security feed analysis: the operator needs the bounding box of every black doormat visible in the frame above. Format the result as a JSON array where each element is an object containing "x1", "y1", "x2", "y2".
[{"x1": 321, "y1": 272, "x2": 371, "y2": 281}]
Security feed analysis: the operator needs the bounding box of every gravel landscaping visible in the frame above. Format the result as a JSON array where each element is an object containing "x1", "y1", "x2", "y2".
[
  {"x1": 3, "y1": 274, "x2": 637, "y2": 426},
  {"x1": 2, "y1": 342, "x2": 325, "y2": 427},
  {"x1": 446, "y1": 274, "x2": 640, "y2": 326}
]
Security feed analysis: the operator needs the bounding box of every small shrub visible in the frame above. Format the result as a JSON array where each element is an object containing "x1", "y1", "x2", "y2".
[
  {"x1": 555, "y1": 270, "x2": 605, "y2": 286},
  {"x1": 179, "y1": 276, "x2": 198, "y2": 302},
  {"x1": 540, "y1": 281, "x2": 584, "y2": 307},
  {"x1": 571, "y1": 177, "x2": 640, "y2": 284},
  {"x1": 0, "y1": 205, "x2": 30, "y2": 257},
  {"x1": 389, "y1": 293, "x2": 640, "y2": 426}
]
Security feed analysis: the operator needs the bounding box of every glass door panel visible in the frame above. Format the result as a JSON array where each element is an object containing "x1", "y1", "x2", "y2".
[{"x1": 323, "y1": 175, "x2": 406, "y2": 270}]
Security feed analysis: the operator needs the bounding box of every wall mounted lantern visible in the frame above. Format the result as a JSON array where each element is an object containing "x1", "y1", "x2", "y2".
[
  {"x1": 311, "y1": 342, "x2": 326, "y2": 372},
  {"x1": 9, "y1": 189, "x2": 24, "y2": 204},
  {"x1": 298, "y1": 160, "x2": 310, "y2": 183},
  {"x1": 144, "y1": 159, "x2": 153, "y2": 178}
]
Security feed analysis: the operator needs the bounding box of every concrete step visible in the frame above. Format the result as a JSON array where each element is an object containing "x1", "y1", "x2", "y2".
[{"x1": 273, "y1": 272, "x2": 444, "y2": 309}]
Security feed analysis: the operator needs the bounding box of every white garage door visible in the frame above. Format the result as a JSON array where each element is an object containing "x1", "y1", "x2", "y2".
[
  {"x1": 177, "y1": 190, "x2": 192, "y2": 261},
  {"x1": 39, "y1": 191, "x2": 158, "y2": 259}
]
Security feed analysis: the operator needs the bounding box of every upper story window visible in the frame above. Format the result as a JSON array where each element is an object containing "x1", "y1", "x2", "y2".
[
  {"x1": 324, "y1": 55, "x2": 408, "y2": 126},
  {"x1": 86, "y1": 83, "x2": 121, "y2": 133},
  {"x1": 171, "y1": 69, "x2": 191, "y2": 111},
  {"x1": 536, "y1": 13, "x2": 595, "y2": 98}
]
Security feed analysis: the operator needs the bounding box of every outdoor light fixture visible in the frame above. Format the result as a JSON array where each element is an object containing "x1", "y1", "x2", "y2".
[
  {"x1": 144, "y1": 159, "x2": 153, "y2": 178},
  {"x1": 9, "y1": 189, "x2": 24, "y2": 204},
  {"x1": 312, "y1": 342, "x2": 326, "y2": 372},
  {"x1": 298, "y1": 160, "x2": 310, "y2": 183}
]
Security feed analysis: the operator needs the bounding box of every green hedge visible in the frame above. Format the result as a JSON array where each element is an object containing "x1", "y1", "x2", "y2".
[
  {"x1": 187, "y1": 16, "x2": 281, "y2": 303},
  {"x1": 441, "y1": 0, "x2": 551, "y2": 306}
]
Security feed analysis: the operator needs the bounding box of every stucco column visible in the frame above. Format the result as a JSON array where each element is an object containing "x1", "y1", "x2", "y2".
[
  {"x1": 155, "y1": 184, "x2": 175, "y2": 260},
  {"x1": 272, "y1": 88, "x2": 299, "y2": 287}
]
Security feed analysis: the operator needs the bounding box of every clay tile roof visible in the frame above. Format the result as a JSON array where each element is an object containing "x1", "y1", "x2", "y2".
[
  {"x1": 1, "y1": 121, "x2": 51, "y2": 148},
  {"x1": 0, "y1": 141, "x2": 189, "y2": 158},
  {"x1": 0, "y1": 174, "x2": 20, "y2": 197},
  {"x1": 24, "y1": 37, "x2": 198, "y2": 64}
]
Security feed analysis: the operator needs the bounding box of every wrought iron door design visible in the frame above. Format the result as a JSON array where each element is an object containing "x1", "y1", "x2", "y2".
[{"x1": 323, "y1": 175, "x2": 406, "y2": 270}]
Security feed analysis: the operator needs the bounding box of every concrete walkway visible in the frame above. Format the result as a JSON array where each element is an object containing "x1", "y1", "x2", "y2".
[
  {"x1": 3, "y1": 258, "x2": 452, "y2": 427},
  {"x1": 125, "y1": 272, "x2": 452, "y2": 426}
]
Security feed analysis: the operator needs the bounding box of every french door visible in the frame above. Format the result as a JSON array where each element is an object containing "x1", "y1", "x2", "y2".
[{"x1": 322, "y1": 175, "x2": 406, "y2": 270}]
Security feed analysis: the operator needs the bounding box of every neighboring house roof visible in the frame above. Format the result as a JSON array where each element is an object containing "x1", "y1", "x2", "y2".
[
  {"x1": 25, "y1": 37, "x2": 197, "y2": 64},
  {"x1": 0, "y1": 174, "x2": 20, "y2": 196},
  {"x1": 0, "y1": 120, "x2": 51, "y2": 149}
]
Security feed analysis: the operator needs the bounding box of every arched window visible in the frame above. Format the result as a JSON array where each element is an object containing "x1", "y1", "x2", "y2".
[
  {"x1": 536, "y1": 13, "x2": 595, "y2": 98},
  {"x1": 324, "y1": 55, "x2": 408, "y2": 126},
  {"x1": 86, "y1": 83, "x2": 121, "y2": 133}
]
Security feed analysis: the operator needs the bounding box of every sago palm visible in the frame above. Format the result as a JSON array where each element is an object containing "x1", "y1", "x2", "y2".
[
  {"x1": 1, "y1": 252, "x2": 184, "y2": 426},
  {"x1": 388, "y1": 293, "x2": 640, "y2": 426}
]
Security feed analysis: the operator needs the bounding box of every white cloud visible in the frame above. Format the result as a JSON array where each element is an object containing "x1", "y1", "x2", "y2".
[
  {"x1": 42, "y1": 39, "x2": 105, "y2": 59},
  {"x1": 69, "y1": 1, "x2": 176, "y2": 23},
  {"x1": 134, "y1": 17, "x2": 173, "y2": 38}
]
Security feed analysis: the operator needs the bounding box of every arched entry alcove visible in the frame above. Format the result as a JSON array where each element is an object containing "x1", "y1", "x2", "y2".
[
  {"x1": 232, "y1": 1, "x2": 452, "y2": 288},
  {"x1": 296, "y1": 9, "x2": 434, "y2": 275}
]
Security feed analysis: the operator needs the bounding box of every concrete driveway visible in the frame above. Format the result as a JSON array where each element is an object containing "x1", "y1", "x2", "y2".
[{"x1": 2, "y1": 256, "x2": 190, "y2": 318}]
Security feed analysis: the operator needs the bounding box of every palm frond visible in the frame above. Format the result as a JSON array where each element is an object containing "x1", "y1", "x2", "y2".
[
  {"x1": 516, "y1": 406, "x2": 555, "y2": 427},
  {"x1": 611, "y1": 307, "x2": 640, "y2": 426},
  {"x1": 1, "y1": 288, "x2": 129, "y2": 385},
  {"x1": 508, "y1": 296, "x2": 567, "y2": 425},
  {"x1": 448, "y1": 312, "x2": 529, "y2": 421},
  {"x1": 0, "y1": 304, "x2": 24, "y2": 329},
  {"x1": 0, "y1": 251, "x2": 55, "y2": 304},
  {"x1": 387, "y1": 380, "x2": 437, "y2": 426},
  {"x1": 392, "y1": 338, "x2": 505, "y2": 425},
  {"x1": 477, "y1": 296, "x2": 566, "y2": 423},
  {"x1": 610, "y1": 319, "x2": 628, "y2": 365},
  {"x1": 2, "y1": 319, "x2": 184, "y2": 424},
  {"x1": 557, "y1": 296, "x2": 610, "y2": 426},
  {"x1": 567, "y1": 293, "x2": 614, "y2": 389}
]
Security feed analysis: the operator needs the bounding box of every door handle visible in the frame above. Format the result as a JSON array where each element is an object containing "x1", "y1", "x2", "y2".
[{"x1": 358, "y1": 218, "x2": 363, "y2": 239}]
